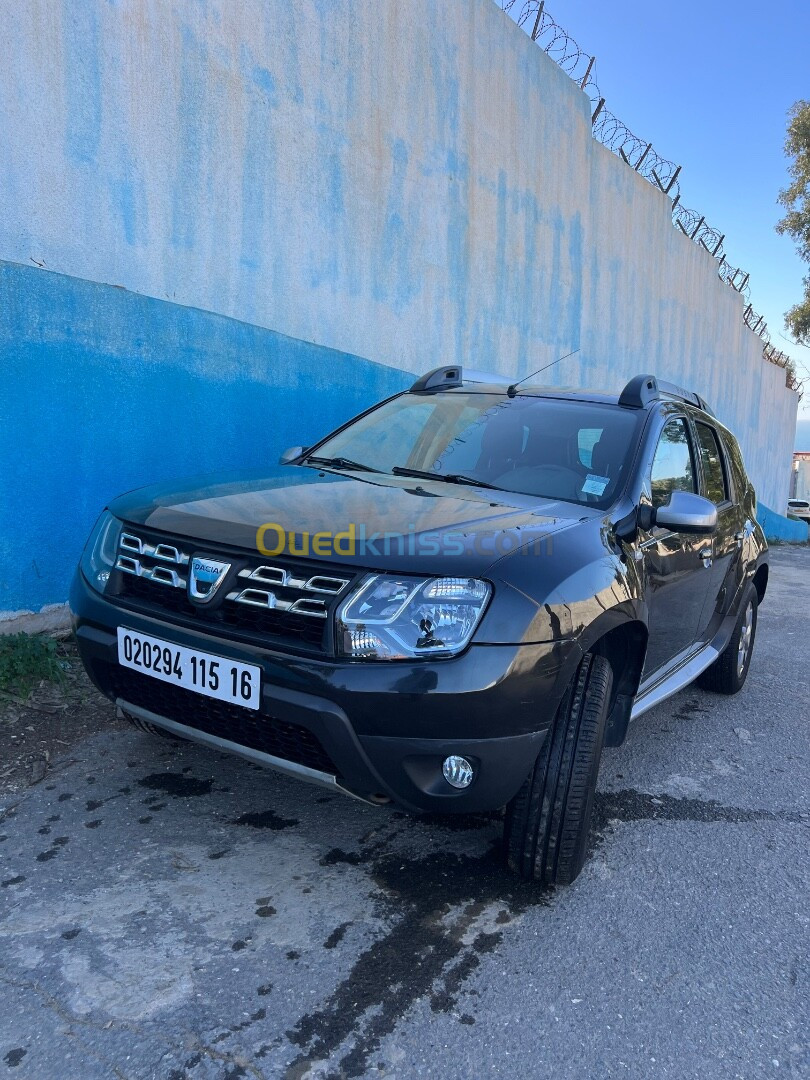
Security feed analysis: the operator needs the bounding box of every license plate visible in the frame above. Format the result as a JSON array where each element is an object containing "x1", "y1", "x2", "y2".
[{"x1": 116, "y1": 628, "x2": 261, "y2": 710}]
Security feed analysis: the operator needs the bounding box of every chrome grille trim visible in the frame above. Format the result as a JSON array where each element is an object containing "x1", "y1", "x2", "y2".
[
  {"x1": 304, "y1": 575, "x2": 349, "y2": 595},
  {"x1": 239, "y1": 566, "x2": 349, "y2": 595},
  {"x1": 290, "y1": 598, "x2": 329, "y2": 617},
  {"x1": 115, "y1": 555, "x2": 186, "y2": 589},
  {"x1": 242, "y1": 566, "x2": 287, "y2": 586},
  {"x1": 234, "y1": 588, "x2": 277, "y2": 609},
  {"x1": 116, "y1": 530, "x2": 348, "y2": 632},
  {"x1": 150, "y1": 566, "x2": 186, "y2": 588},
  {"x1": 227, "y1": 589, "x2": 328, "y2": 619},
  {"x1": 119, "y1": 533, "x2": 189, "y2": 566},
  {"x1": 154, "y1": 543, "x2": 188, "y2": 564}
]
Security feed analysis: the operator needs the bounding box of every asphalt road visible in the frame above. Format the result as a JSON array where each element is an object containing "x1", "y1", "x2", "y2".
[{"x1": 1, "y1": 547, "x2": 808, "y2": 1080}]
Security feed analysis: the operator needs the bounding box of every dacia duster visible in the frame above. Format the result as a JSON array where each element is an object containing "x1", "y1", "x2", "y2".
[{"x1": 71, "y1": 370, "x2": 768, "y2": 884}]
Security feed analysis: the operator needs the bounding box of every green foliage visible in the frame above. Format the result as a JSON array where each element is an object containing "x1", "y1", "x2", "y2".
[
  {"x1": 783, "y1": 288, "x2": 810, "y2": 346},
  {"x1": 776, "y1": 100, "x2": 810, "y2": 346},
  {"x1": 0, "y1": 633, "x2": 64, "y2": 699}
]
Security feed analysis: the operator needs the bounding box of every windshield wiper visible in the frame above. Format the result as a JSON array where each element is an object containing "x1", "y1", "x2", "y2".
[
  {"x1": 305, "y1": 455, "x2": 381, "y2": 473},
  {"x1": 391, "y1": 466, "x2": 501, "y2": 491}
]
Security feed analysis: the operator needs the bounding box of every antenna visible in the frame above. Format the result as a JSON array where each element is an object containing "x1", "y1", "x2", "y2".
[{"x1": 506, "y1": 349, "x2": 580, "y2": 398}]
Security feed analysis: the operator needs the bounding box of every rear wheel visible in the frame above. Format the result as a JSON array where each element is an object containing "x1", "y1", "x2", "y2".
[
  {"x1": 697, "y1": 583, "x2": 758, "y2": 695},
  {"x1": 503, "y1": 652, "x2": 613, "y2": 885}
]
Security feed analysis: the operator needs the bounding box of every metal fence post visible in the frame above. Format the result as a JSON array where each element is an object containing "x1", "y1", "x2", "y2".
[
  {"x1": 580, "y1": 55, "x2": 595, "y2": 89},
  {"x1": 531, "y1": 1, "x2": 545, "y2": 40}
]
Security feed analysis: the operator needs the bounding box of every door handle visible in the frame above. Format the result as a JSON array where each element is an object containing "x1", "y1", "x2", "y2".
[{"x1": 697, "y1": 547, "x2": 713, "y2": 568}]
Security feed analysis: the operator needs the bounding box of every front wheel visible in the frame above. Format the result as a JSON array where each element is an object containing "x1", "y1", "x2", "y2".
[
  {"x1": 697, "y1": 583, "x2": 758, "y2": 695},
  {"x1": 503, "y1": 652, "x2": 613, "y2": 885}
]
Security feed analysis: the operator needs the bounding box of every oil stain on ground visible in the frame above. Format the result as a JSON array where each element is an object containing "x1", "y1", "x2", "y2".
[
  {"x1": 35, "y1": 836, "x2": 69, "y2": 863},
  {"x1": 283, "y1": 837, "x2": 550, "y2": 1080},
  {"x1": 232, "y1": 809, "x2": 299, "y2": 830},
  {"x1": 138, "y1": 773, "x2": 213, "y2": 798},
  {"x1": 592, "y1": 789, "x2": 806, "y2": 828},
  {"x1": 282, "y1": 787, "x2": 804, "y2": 1079}
]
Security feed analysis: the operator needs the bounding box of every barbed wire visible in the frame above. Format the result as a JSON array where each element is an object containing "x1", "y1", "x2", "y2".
[
  {"x1": 500, "y1": 1, "x2": 600, "y2": 103},
  {"x1": 717, "y1": 259, "x2": 750, "y2": 299},
  {"x1": 745, "y1": 311, "x2": 801, "y2": 390},
  {"x1": 497, "y1": 0, "x2": 799, "y2": 393},
  {"x1": 673, "y1": 205, "x2": 726, "y2": 260},
  {"x1": 593, "y1": 107, "x2": 681, "y2": 196}
]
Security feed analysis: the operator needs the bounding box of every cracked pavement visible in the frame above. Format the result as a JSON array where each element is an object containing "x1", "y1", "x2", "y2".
[{"x1": 1, "y1": 547, "x2": 808, "y2": 1079}]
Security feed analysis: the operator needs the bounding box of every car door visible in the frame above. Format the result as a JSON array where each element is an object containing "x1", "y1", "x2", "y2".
[
  {"x1": 692, "y1": 419, "x2": 741, "y2": 643},
  {"x1": 640, "y1": 415, "x2": 711, "y2": 679}
]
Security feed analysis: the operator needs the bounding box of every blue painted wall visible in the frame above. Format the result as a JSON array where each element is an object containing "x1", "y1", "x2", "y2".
[
  {"x1": 757, "y1": 504, "x2": 810, "y2": 544},
  {"x1": 0, "y1": 261, "x2": 412, "y2": 611},
  {"x1": 0, "y1": 0, "x2": 801, "y2": 610}
]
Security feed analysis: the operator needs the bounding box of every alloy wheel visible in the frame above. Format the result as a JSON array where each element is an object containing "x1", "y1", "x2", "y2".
[{"x1": 737, "y1": 601, "x2": 754, "y2": 679}]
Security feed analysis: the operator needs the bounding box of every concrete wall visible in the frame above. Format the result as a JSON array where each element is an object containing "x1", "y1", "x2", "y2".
[
  {"x1": 0, "y1": 262, "x2": 411, "y2": 612},
  {"x1": 758, "y1": 504, "x2": 810, "y2": 544},
  {"x1": 0, "y1": 0, "x2": 799, "y2": 613}
]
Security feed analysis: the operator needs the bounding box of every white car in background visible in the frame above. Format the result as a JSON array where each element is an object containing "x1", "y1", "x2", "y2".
[{"x1": 787, "y1": 498, "x2": 810, "y2": 520}]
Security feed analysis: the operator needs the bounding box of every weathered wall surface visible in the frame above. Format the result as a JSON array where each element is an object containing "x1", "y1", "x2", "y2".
[
  {"x1": 0, "y1": 0, "x2": 798, "y2": 611},
  {"x1": 0, "y1": 262, "x2": 411, "y2": 612}
]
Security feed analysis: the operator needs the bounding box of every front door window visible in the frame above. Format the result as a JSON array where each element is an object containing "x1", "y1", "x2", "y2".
[{"x1": 650, "y1": 418, "x2": 697, "y2": 507}]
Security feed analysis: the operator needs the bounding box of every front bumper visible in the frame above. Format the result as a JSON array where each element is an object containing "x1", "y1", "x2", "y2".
[{"x1": 71, "y1": 570, "x2": 580, "y2": 812}]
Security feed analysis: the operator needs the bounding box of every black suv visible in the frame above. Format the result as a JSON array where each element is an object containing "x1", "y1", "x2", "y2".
[{"x1": 71, "y1": 370, "x2": 768, "y2": 884}]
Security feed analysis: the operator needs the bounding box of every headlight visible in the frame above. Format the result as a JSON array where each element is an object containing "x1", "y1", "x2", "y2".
[
  {"x1": 336, "y1": 575, "x2": 491, "y2": 660},
  {"x1": 80, "y1": 512, "x2": 122, "y2": 593}
]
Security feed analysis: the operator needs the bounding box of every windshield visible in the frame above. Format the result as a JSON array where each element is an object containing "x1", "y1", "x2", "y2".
[{"x1": 311, "y1": 392, "x2": 641, "y2": 509}]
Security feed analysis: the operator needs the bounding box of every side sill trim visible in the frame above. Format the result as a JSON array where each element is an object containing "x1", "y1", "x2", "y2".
[
  {"x1": 630, "y1": 642, "x2": 721, "y2": 722},
  {"x1": 115, "y1": 698, "x2": 377, "y2": 806}
]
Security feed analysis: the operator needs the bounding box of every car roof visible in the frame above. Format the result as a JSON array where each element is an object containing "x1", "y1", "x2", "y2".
[
  {"x1": 448, "y1": 379, "x2": 722, "y2": 417},
  {"x1": 409, "y1": 367, "x2": 718, "y2": 422}
]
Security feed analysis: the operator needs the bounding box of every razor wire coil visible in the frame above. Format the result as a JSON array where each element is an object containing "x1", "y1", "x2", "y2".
[{"x1": 498, "y1": 0, "x2": 798, "y2": 391}]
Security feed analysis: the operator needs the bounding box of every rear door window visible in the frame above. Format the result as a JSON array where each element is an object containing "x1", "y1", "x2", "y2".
[
  {"x1": 694, "y1": 423, "x2": 729, "y2": 505},
  {"x1": 717, "y1": 430, "x2": 743, "y2": 503}
]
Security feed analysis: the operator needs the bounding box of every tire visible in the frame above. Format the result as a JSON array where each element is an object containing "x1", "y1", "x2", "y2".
[
  {"x1": 696, "y1": 583, "x2": 758, "y2": 695},
  {"x1": 503, "y1": 652, "x2": 613, "y2": 885},
  {"x1": 122, "y1": 711, "x2": 185, "y2": 742}
]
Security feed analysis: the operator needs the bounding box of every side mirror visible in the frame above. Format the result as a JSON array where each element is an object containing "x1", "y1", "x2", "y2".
[
  {"x1": 279, "y1": 445, "x2": 308, "y2": 465},
  {"x1": 652, "y1": 491, "x2": 717, "y2": 534}
]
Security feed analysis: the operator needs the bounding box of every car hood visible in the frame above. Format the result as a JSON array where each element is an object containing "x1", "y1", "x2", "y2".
[{"x1": 109, "y1": 465, "x2": 593, "y2": 576}]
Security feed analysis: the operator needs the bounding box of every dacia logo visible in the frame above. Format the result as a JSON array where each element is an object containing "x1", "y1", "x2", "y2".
[{"x1": 188, "y1": 556, "x2": 232, "y2": 604}]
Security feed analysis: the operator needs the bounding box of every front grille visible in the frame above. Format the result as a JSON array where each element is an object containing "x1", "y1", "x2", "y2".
[
  {"x1": 103, "y1": 663, "x2": 338, "y2": 776},
  {"x1": 110, "y1": 526, "x2": 357, "y2": 656}
]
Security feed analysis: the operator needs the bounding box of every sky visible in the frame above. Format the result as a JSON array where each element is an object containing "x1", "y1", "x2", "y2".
[{"x1": 510, "y1": 0, "x2": 810, "y2": 446}]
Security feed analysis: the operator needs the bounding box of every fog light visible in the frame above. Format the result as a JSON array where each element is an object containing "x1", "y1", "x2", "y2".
[{"x1": 442, "y1": 755, "x2": 474, "y2": 789}]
